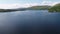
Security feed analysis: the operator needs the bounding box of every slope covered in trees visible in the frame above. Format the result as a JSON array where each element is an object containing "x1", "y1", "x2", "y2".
[
  {"x1": 49, "y1": 3, "x2": 60, "y2": 12},
  {"x1": 27, "y1": 5, "x2": 51, "y2": 10}
]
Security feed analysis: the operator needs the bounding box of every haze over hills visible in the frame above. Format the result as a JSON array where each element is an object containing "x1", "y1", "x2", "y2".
[
  {"x1": 0, "y1": 3, "x2": 60, "y2": 12},
  {"x1": 0, "y1": 1, "x2": 60, "y2": 9},
  {"x1": 0, "y1": 5, "x2": 51, "y2": 12}
]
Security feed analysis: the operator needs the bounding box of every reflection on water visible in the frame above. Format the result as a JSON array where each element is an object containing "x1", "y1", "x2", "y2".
[{"x1": 0, "y1": 10, "x2": 60, "y2": 34}]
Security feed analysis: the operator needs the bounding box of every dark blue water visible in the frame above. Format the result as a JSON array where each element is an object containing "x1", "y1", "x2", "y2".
[{"x1": 0, "y1": 10, "x2": 60, "y2": 34}]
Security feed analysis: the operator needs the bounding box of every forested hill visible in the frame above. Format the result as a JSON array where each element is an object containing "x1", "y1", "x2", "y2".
[
  {"x1": 49, "y1": 3, "x2": 60, "y2": 12},
  {"x1": 27, "y1": 5, "x2": 51, "y2": 10}
]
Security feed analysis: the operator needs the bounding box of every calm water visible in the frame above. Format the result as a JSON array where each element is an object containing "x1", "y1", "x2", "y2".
[{"x1": 0, "y1": 10, "x2": 60, "y2": 34}]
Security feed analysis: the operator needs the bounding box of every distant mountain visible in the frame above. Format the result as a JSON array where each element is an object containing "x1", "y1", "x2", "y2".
[
  {"x1": 0, "y1": 5, "x2": 51, "y2": 12},
  {"x1": 49, "y1": 3, "x2": 60, "y2": 12},
  {"x1": 26, "y1": 5, "x2": 51, "y2": 10},
  {"x1": 0, "y1": 3, "x2": 60, "y2": 12}
]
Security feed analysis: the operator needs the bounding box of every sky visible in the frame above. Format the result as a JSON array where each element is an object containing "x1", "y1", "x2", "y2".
[{"x1": 0, "y1": 0, "x2": 60, "y2": 9}]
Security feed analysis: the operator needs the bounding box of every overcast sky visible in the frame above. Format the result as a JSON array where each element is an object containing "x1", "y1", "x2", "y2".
[{"x1": 0, "y1": 0, "x2": 60, "y2": 9}]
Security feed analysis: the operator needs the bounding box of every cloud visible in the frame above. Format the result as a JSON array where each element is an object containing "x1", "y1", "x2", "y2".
[
  {"x1": 0, "y1": 4, "x2": 23, "y2": 9},
  {"x1": 40, "y1": 1, "x2": 52, "y2": 5},
  {"x1": 0, "y1": 3, "x2": 39, "y2": 9},
  {"x1": 0, "y1": 1, "x2": 60, "y2": 9},
  {"x1": 41, "y1": 1, "x2": 60, "y2": 6}
]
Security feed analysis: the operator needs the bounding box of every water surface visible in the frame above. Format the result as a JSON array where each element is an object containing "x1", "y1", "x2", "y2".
[{"x1": 0, "y1": 10, "x2": 60, "y2": 34}]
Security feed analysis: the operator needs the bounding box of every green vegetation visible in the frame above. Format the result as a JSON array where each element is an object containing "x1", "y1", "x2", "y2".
[
  {"x1": 48, "y1": 3, "x2": 60, "y2": 12},
  {"x1": 27, "y1": 5, "x2": 51, "y2": 10}
]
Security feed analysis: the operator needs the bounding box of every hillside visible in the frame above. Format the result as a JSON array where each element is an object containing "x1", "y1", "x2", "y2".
[
  {"x1": 27, "y1": 5, "x2": 51, "y2": 10},
  {"x1": 49, "y1": 3, "x2": 60, "y2": 12}
]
